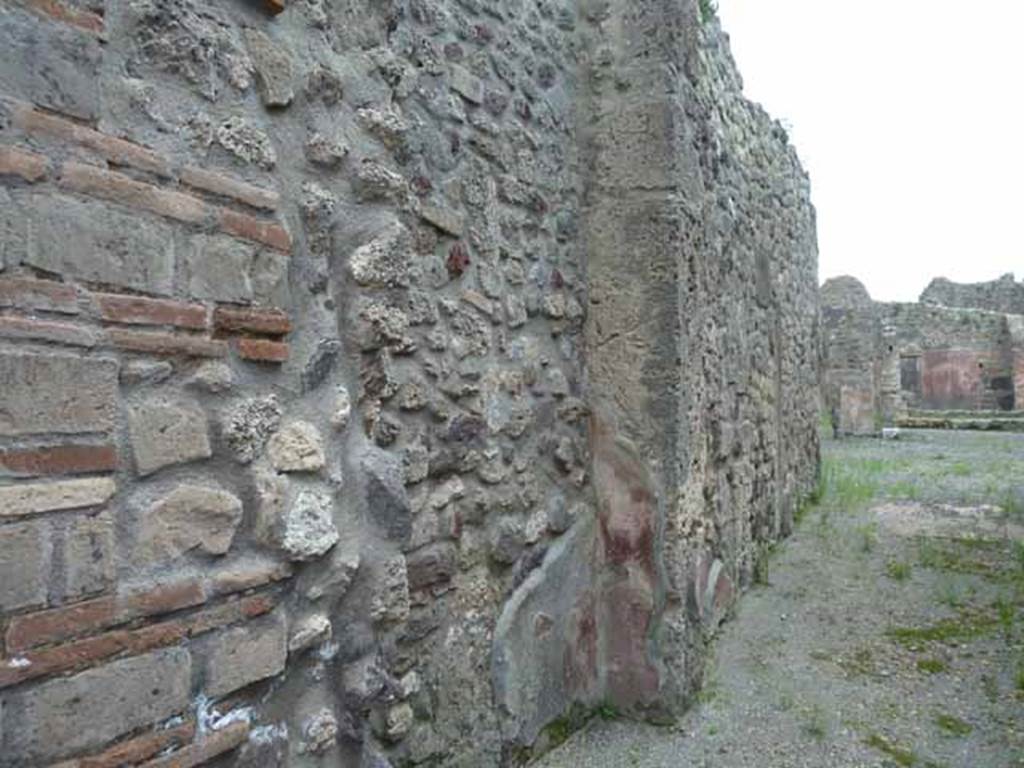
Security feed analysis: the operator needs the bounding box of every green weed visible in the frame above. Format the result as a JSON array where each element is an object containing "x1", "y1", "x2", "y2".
[
  {"x1": 934, "y1": 713, "x2": 973, "y2": 737},
  {"x1": 887, "y1": 560, "x2": 913, "y2": 581},
  {"x1": 864, "y1": 733, "x2": 918, "y2": 766},
  {"x1": 916, "y1": 658, "x2": 948, "y2": 675}
]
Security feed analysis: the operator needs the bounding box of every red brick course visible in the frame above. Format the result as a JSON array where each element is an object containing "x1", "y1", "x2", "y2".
[
  {"x1": 0, "y1": 315, "x2": 97, "y2": 347},
  {"x1": 0, "y1": 444, "x2": 118, "y2": 477},
  {"x1": 181, "y1": 166, "x2": 279, "y2": 211},
  {"x1": 21, "y1": 0, "x2": 104, "y2": 35},
  {"x1": 0, "y1": 594, "x2": 278, "y2": 687},
  {"x1": 0, "y1": 277, "x2": 79, "y2": 314},
  {"x1": 95, "y1": 294, "x2": 207, "y2": 330},
  {"x1": 11, "y1": 105, "x2": 168, "y2": 177},
  {"x1": 213, "y1": 307, "x2": 292, "y2": 336},
  {"x1": 235, "y1": 337, "x2": 289, "y2": 363},
  {"x1": 60, "y1": 162, "x2": 209, "y2": 225},
  {"x1": 218, "y1": 209, "x2": 292, "y2": 253},
  {"x1": 51, "y1": 721, "x2": 197, "y2": 768},
  {"x1": 138, "y1": 721, "x2": 250, "y2": 768},
  {"x1": 108, "y1": 328, "x2": 228, "y2": 358},
  {"x1": 0, "y1": 145, "x2": 48, "y2": 182}
]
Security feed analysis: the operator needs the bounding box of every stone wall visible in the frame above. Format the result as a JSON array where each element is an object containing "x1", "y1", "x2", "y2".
[
  {"x1": 822, "y1": 276, "x2": 1024, "y2": 431},
  {"x1": 921, "y1": 273, "x2": 1024, "y2": 316},
  {"x1": 0, "y1": 1, "x2": 820, "y2": 766}
]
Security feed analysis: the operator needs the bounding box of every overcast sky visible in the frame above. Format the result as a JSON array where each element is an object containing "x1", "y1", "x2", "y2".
[{"x1": 715, "y1": 0, "x2": 1024, "y2": 303}]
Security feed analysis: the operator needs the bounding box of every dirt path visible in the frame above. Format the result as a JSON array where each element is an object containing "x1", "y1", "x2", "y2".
[{"x1": 536, "y1": 430, "x2": 1024, "y2": 768}]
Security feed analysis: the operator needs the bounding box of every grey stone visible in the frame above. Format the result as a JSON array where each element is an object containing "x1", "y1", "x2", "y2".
[
  {"x1": 189, "y1": 361, "x2": 235, "y2": 393},
  {"x1": 0, "y1": 521, "x2": 49, "y2": 612},
  {"x1": 330, "y1": 385, "x2": 353, "y2": 430},
  {"x1": 301, "y1": 709, "x2": 339, "y2": 755},
  {"x1": 0, "y1": 7, "x2": 102, "y2": 119},
  {"x1": 127, "y1": 0, "x2": 252, "y2": 100},
  {"x1": 419, "y1": 202, "x2": 465, "y2": 237},
  {"x1": 289, "y1": 614, "x2": 332, "y2": 654},
  {"x1": 244, "y1": 29, "x2": 294, "y2": 107},
  {"x1": 63, "y1": 515, "x2": 114, "y2": 600},
  {"x1": 23, "y1": 194, "x2": 175, "y2": 296},
  {"x1": 129, "y1": 400, "x2": 212, "y2": 476},
  {"x1": 0, "y1": 353, "x2": 118, "y2": 437},
  {"x1": 302, "y1": 340, "x2": 342, "y2": 393},
  {"x1": 268, "y1": 421, "x2": 326, "y2": 473},
  {"x1": 201, "y1": 611, "x2": 287, "y2": 697},
  {"x1": 138, "y1": 484, "x2": 243, "y2": 562},
  {"x1": 305, "y1": 130, "x2": 349, "y2": 167},
  {"x1": 348, "y1": 224, "x2": 411, "y2": 288},
  {"x1": 406, "y1": 543, "x2": 456, "y2": 591},
  {"x1": 489, "y1": 517, "x2": 525, "y2": 565},
  {"x1": 0, "y1": 648, "x2": 191, "y2": 764},
  {"x1": 449, "y1": 64, "x2": 484, "y2": 104},
  {"x1": 369, "y1": 555, "x2": 410, "y2": 624},
  {"x1": 280, "y1": 488, "x2": 339, "y2": 562},
  {"x1": 362, "y1": 451, "x2": 412, "y2": 544},
  {"x1": 223, "y1": 396, "x2": 282, "y2": 463},
  {"x1": 184, "y1": 234, "x2": 259, "y2": 304},
  {"x1": 121, "y1": 360, "x2": 174, "y2": 386},
  {"x1": 216, "y1": 116, "x2": 277, "y2": 169},
  {"x1": 492, "y1": 519, "x2": 596, "y2": 747}
]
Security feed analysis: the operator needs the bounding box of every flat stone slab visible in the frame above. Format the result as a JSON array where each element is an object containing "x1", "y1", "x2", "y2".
[{"x1": 873, "y1": 501, "x2": 1024, "y2": 542}]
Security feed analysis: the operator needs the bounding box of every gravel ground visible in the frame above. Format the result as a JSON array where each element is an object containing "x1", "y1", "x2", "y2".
[{"x1": 536, "y1": 430, "x2": 1024, "y2": 768}]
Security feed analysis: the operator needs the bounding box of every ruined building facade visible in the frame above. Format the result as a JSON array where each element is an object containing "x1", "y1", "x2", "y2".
[
  {"x1": 822, "y1": 274, "x2": 1024, "y2": 435},
  {"x1": 0, "y1": 1, "x2": 820, "y2": 765}
]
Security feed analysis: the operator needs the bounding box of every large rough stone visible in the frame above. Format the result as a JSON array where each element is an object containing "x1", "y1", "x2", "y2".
[
  {"x1": 268, "y1": 421, "x2": 326, "y2": 472},
  {"x1": 0, "y1": 648, "x2": 191, "y2": 764},
  {"x1": 243, "y1": 29, "x2": 294, "y2": 107},
  {"x1": 200, "y1": 611, "x2": 287, "y2": 697},
  {"x1": 63, "y1": 514, "x2": 115, "y2": 600},
  {"x1": 369, "y1": 555, "x2": 410, "y2": 624},
  {"x1": 492, "y1": 518, "x2": 599, "y2": 746},
  {"x1": 348, "y1": 224, "x2": 411, "y2": 288},
  {"x1": 0, "y1": 353, "x2": 118, "y2": 437},
  {"x1": 0, "y1": 7, "x2": 102, "y2": 120},
  {"x1": 0, "y1": 521, "x2": 50, "y2": 611},
  {"x1": 280, "y1": 487, "x2": 340, "y2": 562},
  {"x1": 362, "y1": 451, "x2": 412, "y2": 544},
  {"x1": 129, "y1": 401, "x2": 212, "y2": 476},
  {"x1": 22, "y1": 194, "x2": 175, "y2": 295},
  {"x1": 139, "y1": 484, "x2": 243, "y2": 562}
]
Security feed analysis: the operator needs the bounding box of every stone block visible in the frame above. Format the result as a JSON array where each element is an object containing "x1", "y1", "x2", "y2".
[
  {"x1": 64, "y1": 513, "x2": 115, "y2": 599},
  {"x1": 279, "y1": 487, "x2": 339, "y2": 562},
  {"x1": 129, "y1": 400, "x2": 212, "y2": 475},
  {"x1": 0, "y1": 6, "x2": 102, "y2": 120},
  {"x1": 22, "y1": 194, "x2": 176, "y2": 295},
  {"x1": 201, "y1": 611, "x2": 287, "y2": 697},
  {"x1": 184, "y1": 234, "x2": 265, "y2": 304},
  {"x1": 0, "y1": 647, "x2": 191, "y2": 764},
  {"x1": 0, "y1": 520, "x2": 50, "y2": 611},
  {"x1": 244, "y1": 29, "x2": 294, "y2": 107},
  {"x1": 0, "y1": 477, "x2": 117, "y2": 518},
  {"x1": 139, "y1": 484, "x2": 244, "y2": 563},
  {"x1": 268, "y1": 421, "x2": 325, "y2": 472},
  {"x1": 0, "y1": 353, "x2": 118, "y2": 437}
]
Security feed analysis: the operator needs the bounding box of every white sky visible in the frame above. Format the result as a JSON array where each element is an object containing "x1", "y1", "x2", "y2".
[{"x1": 716, "y1": 0, "x2": 1024, "y2": 302}]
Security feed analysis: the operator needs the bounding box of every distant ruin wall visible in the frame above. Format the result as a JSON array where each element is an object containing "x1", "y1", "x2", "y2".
[
  {"x1": 921, "y1": 274, "x2": 1024, "y2": 316},
  {"x1": 0, "y1": 1, "x2": 820, "y2": 766},
  {"x1": 822, "y1": 276, "x2": 1024, "y2": 432}
]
